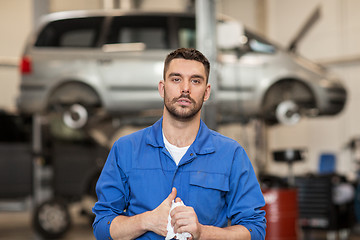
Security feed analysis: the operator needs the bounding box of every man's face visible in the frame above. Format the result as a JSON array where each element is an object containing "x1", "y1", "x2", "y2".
[{"x1": 158, "y1": 58, "x2": 211, "y2": 121}]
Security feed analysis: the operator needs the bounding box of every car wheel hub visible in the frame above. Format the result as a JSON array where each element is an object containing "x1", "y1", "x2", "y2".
[
  {"x1": 275, "y1": 100, "x2": 301, "y2": 125},
  {"x1": 63, "y1": 104, "x2": 88, "y2": 129}
]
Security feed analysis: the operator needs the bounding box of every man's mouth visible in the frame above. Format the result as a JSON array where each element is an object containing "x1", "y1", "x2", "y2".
[
  {"x1": 178, "y1": 98, "x2": 191, "y2": 104},
  {"x1": 175, "y1": 94, "x2": 194, "y2": 106}
]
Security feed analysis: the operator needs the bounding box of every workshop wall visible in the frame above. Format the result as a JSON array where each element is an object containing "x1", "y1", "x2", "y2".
[
  {"x1": 266, "y1": 0, "x2": 360, "y2": 180},
  {"x1": 0, "y1": 0, "x2": 32, "y2": 111}
]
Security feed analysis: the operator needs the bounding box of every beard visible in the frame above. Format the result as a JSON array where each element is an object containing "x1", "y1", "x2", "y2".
[{"x1": 164, "y1": 92, "x2": 205, "y2": 121}]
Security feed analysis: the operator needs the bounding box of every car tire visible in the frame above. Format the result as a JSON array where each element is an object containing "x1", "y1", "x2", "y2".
[{"x1": 33, "y1": 198, "x2": 71, "y2": 239}]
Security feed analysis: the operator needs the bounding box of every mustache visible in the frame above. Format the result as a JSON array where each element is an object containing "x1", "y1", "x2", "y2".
[{"x1": 172, "y1": 94, "x2": 195, "y2": 104}]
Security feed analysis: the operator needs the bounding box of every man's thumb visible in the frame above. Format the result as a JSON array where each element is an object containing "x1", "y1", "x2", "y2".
[{"x1": 167, "y1": 187, "x2": 177, "y2": 204}]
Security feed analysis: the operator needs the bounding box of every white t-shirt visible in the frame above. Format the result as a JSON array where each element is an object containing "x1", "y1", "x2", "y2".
[{"x1": 163, "y1": 133, "x2": 190, "y2": 165}]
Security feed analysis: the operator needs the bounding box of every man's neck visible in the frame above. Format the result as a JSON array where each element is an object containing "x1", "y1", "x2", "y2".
[{"x1": 162, "y1": 111, "x2": 201, "y2": 147}]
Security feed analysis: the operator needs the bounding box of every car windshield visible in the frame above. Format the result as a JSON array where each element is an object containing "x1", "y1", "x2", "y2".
[{"x1": 244, "y1": 30, "x2": 276, "y2": 54}]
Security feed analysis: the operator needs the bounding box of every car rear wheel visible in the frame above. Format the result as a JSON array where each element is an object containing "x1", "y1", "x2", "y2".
[
  {"x1": 62, "y1": 103, "x2": 89, "y2": 129},
  {"x1": 47, "y1": 83, "x2": 101, "y2": 139}
]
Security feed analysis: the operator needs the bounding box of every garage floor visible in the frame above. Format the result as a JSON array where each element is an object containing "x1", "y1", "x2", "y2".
[
  {"x1": 2, "y1": 204, "x2": 360, "y2": 240},
  {"x1": 0, "y1": 203, "x2": 95, "y2": 240}
]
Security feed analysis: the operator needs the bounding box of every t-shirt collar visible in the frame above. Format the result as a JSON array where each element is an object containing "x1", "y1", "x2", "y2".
[{"x1": 146, "y1": 117, "x2": 215, "y2": 155}]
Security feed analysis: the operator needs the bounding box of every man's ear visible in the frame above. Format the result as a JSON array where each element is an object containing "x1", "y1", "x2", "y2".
[
  {"x1": 204, "y1": 83, "x2": 211, "y2": 102},
  {"x1": 158, "y1": 80, "x2": 165, "y2": 98}
]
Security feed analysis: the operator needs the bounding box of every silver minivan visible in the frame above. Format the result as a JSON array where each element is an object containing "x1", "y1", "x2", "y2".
[{"x1": 18, "y1": 9, "x2": 347, "y2": 129}]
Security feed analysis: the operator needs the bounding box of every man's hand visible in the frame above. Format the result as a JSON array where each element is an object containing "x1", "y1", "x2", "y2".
[
  {"x1": 109, "y1": 188, "x2": 177, "y2": 240},
  {"x1": 110, "y1": 189, "x2": 251, "y2": 240},
  {"x1": 143, "y1": 187, "x2": 177, "y2": 237},
  {"x1": 170, "y1": 197, "x2": 203, "y2": 240}
]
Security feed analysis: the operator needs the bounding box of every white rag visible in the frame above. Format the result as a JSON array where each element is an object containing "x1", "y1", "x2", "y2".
[{"x1": 165, "y1": 200, "x2": 192, "y2": 240}]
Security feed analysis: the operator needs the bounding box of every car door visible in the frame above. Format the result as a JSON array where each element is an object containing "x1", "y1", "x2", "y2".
[
  {"x1": 96, "y1": 15, "x2": 172, "y2": 113},
  {"x1": 218, "y1": 50, "x2": 261, "y2": 115}
]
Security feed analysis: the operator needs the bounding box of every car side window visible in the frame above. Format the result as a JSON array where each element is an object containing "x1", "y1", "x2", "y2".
[
  {"x1": 106, "y1": 16, "x2": 169, "y2": 49},
  {"x1": 35, "y1": 17, "x2": 104, "y2": 48}
]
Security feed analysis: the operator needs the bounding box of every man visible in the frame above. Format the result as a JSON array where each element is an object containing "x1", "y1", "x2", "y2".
[{"x1": 92, "y1": 48, "x2": 266, "y2": 240}]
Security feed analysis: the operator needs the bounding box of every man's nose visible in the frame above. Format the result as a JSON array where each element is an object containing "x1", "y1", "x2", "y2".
[{"x1": 181, "y1": 81, "x2": 190, "y2": 94}]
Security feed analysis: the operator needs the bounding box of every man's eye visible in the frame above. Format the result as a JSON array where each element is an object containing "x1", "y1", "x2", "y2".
[
  {"x1": 173, "y1": 78, "x2": 181, "y2": 82},
  {"x1": 192, "y1": 79, "x2": 200, "y2": 84}
]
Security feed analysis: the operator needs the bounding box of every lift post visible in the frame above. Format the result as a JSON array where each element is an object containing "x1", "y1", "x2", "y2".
[
  {"x1": 32, "y1": 114, "x2": 53, "y2": 206},
  {"x1": 196, "y1": 0, "x2": 218, "y2": 130}
]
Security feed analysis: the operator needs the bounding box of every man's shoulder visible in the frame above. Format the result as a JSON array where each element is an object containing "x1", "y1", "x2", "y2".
[
  {"x1": 209, "y1": 129, "x2": 241, "y2": 147},
  {"x1": 113, "y1": 126, "x2": 151, "y2": 147}
]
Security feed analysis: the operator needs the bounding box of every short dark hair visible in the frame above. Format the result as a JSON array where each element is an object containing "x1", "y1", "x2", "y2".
[{"x1": 163, "y1": 48, "x2": 210, "y2": 83}]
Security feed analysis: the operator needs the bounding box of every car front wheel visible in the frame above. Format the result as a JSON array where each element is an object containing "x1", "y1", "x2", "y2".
[
  {"x1": 275, "y1": 100, "x2": 301, "y2": 125},
  {"x1": 262, "y1": 80, "x2": 316, "y2": 125}
]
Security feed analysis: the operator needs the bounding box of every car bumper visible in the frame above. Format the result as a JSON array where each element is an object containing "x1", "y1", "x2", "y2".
[
  {"x1": 16, "y1": 86, "x2": 47, "y2": 114},
  {"x1": 319, "y1": 85, "x2": 347, "y2": 115}
]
